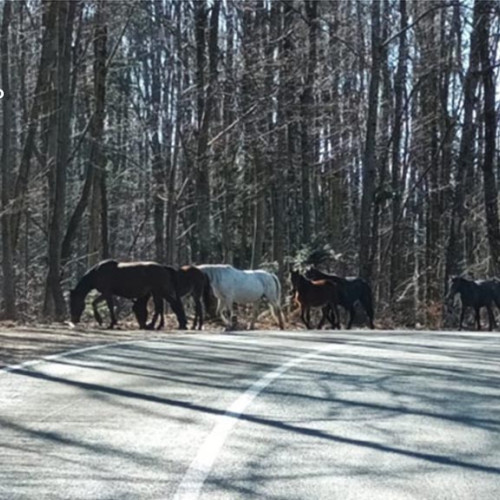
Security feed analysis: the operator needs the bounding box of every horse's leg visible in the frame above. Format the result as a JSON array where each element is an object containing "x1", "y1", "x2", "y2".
[
  {"x1": 132, "y1": 295, "x2": 150, "y2": 329},
  {"x1": 325, "y1": 306, "x2": 336, "y2": 328},
  {"x1": 104, "y1": 295, "x2": 117, "y2": 329},
  {"x1": 333, "y1": 304, "x2": 341, "y2": 329},
  {"x1": 165, "y1": 295, "x2": 187, "y2": 330},
  {"x1": 346, "y1": 305, "x2": 355, "y2": 329},
  {"x1": 272, "y1": 303, "x2": 285, "y2": 330},
  {"x1": 92, "y1": 294, "x2": 106, "y2": 326},
  {"x1": 193, "y1": 294, "x2": 203, "y2": 330},
  {"x1": 475, "y1": 307, "x2": 481, "y2": 331},
  {"x1": 220, "y1": 300, "x2": 234, "y2": 329},
  {"x1": 486, "y1": 304, "x2": 495, "y2": 331},
  {"x1": 360, "y1": 290, "x2": 375, "y2": 329},
  {"x1": 317, "y1": 306, "x2": 329, "y2": 329},
  {"x1": 148, "y1": 296, "x2": 164, "y2": 330},
  {"x1": 458, "y1": 304, "x2": 466, "y2": 330},
  {"x1": 306, "y1": 307, "x2": 312, "y2": 330},
  {"x1": 299, "y1": 306, "x2": 309, "y2": 329},
  {"x1": 147, "y1": 293, "x2": 160, "y2": 329},
  {"x1": 249, "y1": 303, "x2": 258, "y2": 330}
]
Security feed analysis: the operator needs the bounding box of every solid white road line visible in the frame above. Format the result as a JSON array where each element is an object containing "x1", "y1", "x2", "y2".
[{"x1": 173, "y1": 342, "x2": 337, "y2": 500}]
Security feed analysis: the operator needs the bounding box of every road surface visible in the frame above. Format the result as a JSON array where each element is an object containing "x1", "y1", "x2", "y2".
[{"x1": 1, "y1": 329, "x2": 500, "y2": 499}]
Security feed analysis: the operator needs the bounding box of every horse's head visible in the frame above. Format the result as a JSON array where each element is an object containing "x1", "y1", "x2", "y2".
[
  {"x1": 69, "y1": 289, "x2": 85, "y2": 324},
  {"x1": 304, "y1": 267, "x2": 321, "y2": 281},
  {"x1": 448, "y1": 276, "x2": 464, "y2": 299}
]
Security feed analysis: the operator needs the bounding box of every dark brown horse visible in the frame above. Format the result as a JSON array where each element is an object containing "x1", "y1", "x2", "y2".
[
  {"x1": 305, "y1": 267, "x2": 375, "y2": 329},
  {"x1": 290, "y1": 270, "x2": 340, "y2": 330},
  {"x1": 133, "y1": 265, "x2": 211, "y2": 330},
  {"x1": 69, "y1": 259, "x2": 187, "y2": 329}
]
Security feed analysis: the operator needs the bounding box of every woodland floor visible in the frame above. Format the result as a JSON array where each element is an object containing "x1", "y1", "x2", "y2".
[
  {"x1": 0, "y1": 321, "x2": 184, "y2": 369},
  {"x1": 0, "y1": 304, "x2": 306, "y2": 369}
]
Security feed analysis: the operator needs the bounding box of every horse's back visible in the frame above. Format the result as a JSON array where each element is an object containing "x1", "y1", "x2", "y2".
[
  {"x1": 95, "y1": 260, "x2": 174, "y2": 297},
  {"x1": 92, "y1": 259, "x2": 119, "y2": 273},
  {"x1": 117, "y1": 261, "x2": 160, "y2": 270},
  {"x1": 199, "y1": 264, "x2": 269, "y2": 303}
]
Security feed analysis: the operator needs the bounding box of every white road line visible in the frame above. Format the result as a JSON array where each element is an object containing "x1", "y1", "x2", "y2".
[
  {"x1": 1, "y1": 340, "x2": 137, "y2": 375},
  {"x1": 173, "y1": 342, "x2": 337, "y2": 500}
]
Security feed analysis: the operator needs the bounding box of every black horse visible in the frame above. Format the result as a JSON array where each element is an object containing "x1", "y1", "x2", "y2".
[
  {"x1": 133, "y1": 265, "x2": 211, "y2": 330},
  {"x1": 448, "y1": 276, "x2": 500, "y2": 331},
  {"x1": 305, "y1": 267, "x2": 375, "y2": 329},
  {"x1": 69, "y1": 259, "x2": 187, "y2": 329},
  {"x1": 290, "y1": 270, "x2": 340, "y2": 330}
]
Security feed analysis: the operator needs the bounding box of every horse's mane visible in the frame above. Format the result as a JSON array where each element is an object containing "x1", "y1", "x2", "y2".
[
  {"x1": 197, "y1": 264, "x2": 234, "y2": 290},
  {"x1": 308, "y1": 268, "x2": 346, "y2": 284},
  {"x1": 74, "y1": 259, "x2": 118, "y2": 294}
]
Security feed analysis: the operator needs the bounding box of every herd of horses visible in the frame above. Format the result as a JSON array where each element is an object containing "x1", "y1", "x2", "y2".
[{"x1": 68, "y1": 259, "x2": 500, "y2": 332}]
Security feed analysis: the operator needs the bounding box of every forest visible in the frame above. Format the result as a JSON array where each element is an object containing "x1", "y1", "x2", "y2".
[{"x1": 0, "y1": 0, "x2": 499, "y2": 328}]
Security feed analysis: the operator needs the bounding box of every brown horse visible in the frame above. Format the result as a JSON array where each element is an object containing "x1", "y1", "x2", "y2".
[
  {"x1": 305, "y1": 267, "x2": 375, "y2": 329},
  {"x1": 133, "y1": 265, "x2": 211, "y2": 330},
  {"x1": 290, "y1": 270, "x2": 340, "y2": 330},
  {"x1": 69, "y1": 259, "x2": 187, "y2": 329}
]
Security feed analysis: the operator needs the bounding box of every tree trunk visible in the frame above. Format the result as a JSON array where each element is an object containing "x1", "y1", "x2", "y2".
[
  {"x1": 359, "y1": 0, "x2": 381, "y2": 282},
  {"x1": 1, "y1": 0, "x2": 16, "y2": 319},
  {"x1": 478, "y1": 0, "x2": 500, "y2": 274},
  {"x1": 390, "y1": 0, "x2": 407, "y2": 302},
  {"x1": 445, "y1": 1, "x2": 480, "y2": 282},
  {"x1": 194, "y1": 0, "x2": 220, "y2": 262},
  {"x1": 299, "y1": 0, "x2": 317, "y2": 244},
  {"x1": 62, "y1": 6, "x2": 107, "y2": 266},
  {"x1": 43, "y1": 0, "x2": 76, "y2": 320}
]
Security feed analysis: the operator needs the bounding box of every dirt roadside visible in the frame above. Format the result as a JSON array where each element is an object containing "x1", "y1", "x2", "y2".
[
  {"x1": 0, "y1": 321, "x2": 207, "y2": 369},
  {"x1": 0, "y1": 307, "x2": 299, "y2": 369}
]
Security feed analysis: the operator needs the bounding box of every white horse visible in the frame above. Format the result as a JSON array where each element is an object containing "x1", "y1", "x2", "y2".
[{"x1": 198, "y1": 264, "x2": 285, "y2": 330}]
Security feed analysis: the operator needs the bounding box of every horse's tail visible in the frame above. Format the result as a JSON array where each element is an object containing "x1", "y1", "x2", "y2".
[
  {"x1": 360, "y1": 280, "x2": 375, "y2": 327},
  {"x1": 202, "y1": 273, "x2": 211, "y2": 310},
  {"x1": 269, "y1": 272, "x2": 282, "y2": 305},
  {"x1": 269, "y1": 273, "x2": 285, "y2": 329}
]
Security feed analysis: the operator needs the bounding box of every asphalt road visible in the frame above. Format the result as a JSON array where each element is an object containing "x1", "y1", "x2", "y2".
[{"x1": 1, "y1": 329, "x2": 500, "y2": 500}]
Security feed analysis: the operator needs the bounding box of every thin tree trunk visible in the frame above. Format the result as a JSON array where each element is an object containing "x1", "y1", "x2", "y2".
[
  {"x1": 1, "y1": 0, "x2": 16, "y2": 319},
  {"x1": 299, "y1": 0, "x2": 317, "y2": 244},
  {"x1": 390, "y1": 0, "x2": 407, "y2": 302},
  {"x1": 359, "y1": 0, "x2": 381, "y2": 282},
  {"x1": 194, "y1": 0, "x2": 220, "y2": 262},
  {"x1": 445, "y1": 1, "x2": 480, "y2": 281},
  {"x1": 11, "y1": 0, "x2": 58, "y2": 248},
  {"x1": 62, "y1": 6, "x2": 107, "y2": 266},
  {"x1": 43, "y1": 0, "x2": 76, "y2": 319}
]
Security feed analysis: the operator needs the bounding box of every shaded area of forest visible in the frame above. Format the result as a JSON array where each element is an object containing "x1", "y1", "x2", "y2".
[{"x1": 0, "y1": 0, "x2": 499, "y2": 328}]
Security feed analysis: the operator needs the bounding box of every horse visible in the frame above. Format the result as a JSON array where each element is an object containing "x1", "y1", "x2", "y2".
[
  {"x1": 132, "y1": 265, "x2": 211, "y2": 330},
  {"x1": 197, "y1": 264, "x2": 285, "y2": 330},
  {"x1": 290, "y1": 270, "x2": 340, "y2": 330},
  {"x1": 448, "y1": 276, "x2": 500, "y2": 331},
  {"x1": 305, "y1": 267, "x2": 375, "y2": 329},
  {"x1": 69, "y1": 259, "x2": 187, "y2": 330}
]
